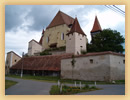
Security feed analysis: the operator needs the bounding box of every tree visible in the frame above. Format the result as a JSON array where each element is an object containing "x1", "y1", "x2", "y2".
[{"x1": 87, "y1": 28, "x2": 125, "y2": 53}]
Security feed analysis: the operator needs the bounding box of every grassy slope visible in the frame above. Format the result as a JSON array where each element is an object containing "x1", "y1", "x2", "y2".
[
  {"x1": 6, "y1": 75, "x2": 125, "y2": 84},
  {"x1": 5, "y1": 80, "x2": 17, "y2": 89}
]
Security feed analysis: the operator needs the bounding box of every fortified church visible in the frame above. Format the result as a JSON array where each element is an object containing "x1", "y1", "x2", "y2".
[{"x1": 5, "y1": 11, "x2": 125, "y2": 82}]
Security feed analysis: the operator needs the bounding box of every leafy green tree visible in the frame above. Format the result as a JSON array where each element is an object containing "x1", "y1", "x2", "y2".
[{"x1": 87, "y1": 29, "x2": 125, "y2": 53}]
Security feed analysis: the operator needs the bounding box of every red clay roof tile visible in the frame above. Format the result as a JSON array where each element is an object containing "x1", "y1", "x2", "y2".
[
  {"x1": 11, "y1": 54, "x2": 73, "y2": 71},
  {"x1": 67, "y1": 17, "x2": 86, "y2": 36},
  {"x1": 46, "y1": 11, "x2": 74, "y2": 29},
  {"x1": 91, "y1": 16, "x2": 102, "y2": 33}
]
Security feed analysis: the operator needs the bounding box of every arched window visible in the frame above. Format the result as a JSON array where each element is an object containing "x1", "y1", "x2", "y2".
[{"x1": 61, "y1": 33, "x2": 64, "y2": 40}]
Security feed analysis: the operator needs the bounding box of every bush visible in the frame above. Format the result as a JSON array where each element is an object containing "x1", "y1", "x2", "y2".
[
  {"x1": 81, "y1": 50, "x2": 87, "y2": 54},
  {"x1": 83, "y1": 84, "x2": 89, "y2": 89},
  {"x1": 49, "y1": 85, "x2": 99, "y2": 95},
  {"x1": 90, "y1": 86, "x2": 96, "y2": 89},
  {"x1": 40, "y1": 50, "x2": 52, "y2": 56}
]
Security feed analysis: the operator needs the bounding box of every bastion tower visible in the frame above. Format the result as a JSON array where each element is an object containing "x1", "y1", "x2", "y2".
[{"x1": 66, "y1": 17, "x2": 87, "y2": 55}]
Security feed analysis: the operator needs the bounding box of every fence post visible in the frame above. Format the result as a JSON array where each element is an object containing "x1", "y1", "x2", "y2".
[
  {"x1": 58, "y1": 80, "x2": 60, "y2": 87},
  {"x1": 60, "y1": 84, "x2": 62, "y2": 93},
  {"x1": 95, "y1": 81, "x2": 96, "y2": 86},
  {"x1": 80, "y1": 81, "x2": 82, "y2": 90},
  {"x1": 75, "y1": 81, "x2": 77, "y2": 87}
]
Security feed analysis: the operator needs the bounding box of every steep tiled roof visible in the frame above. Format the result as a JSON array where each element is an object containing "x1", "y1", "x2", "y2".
[
  {"x1": 39, "y1": 29, "x2": 44, "y2": 45},
  {"x1": 46, "y1": 11, "x2": 74, "y2": 29},
  {"x1": 91, "y1": 16, "x2": 102, "y2": 33},
  {"x1": 67, "y1": 17, "x2": 86, "y2": 36},
  {"x1": 11, "y1": 54, "x2": 72, "y2": 71}
]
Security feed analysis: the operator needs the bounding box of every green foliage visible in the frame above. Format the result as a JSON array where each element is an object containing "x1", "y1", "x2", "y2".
[
  {"x1": 24, "y1": 53, "x2": 29, "y2": 57},
  {"x1": 81, "y1": 50, "x2": 87, "y2": 54},
  {"x1": 71, "y1": 55, "x2": 76, "y2": 67},
  {"x1": 6, "y1": 75, "x2": 125, "y2": 84},
  {"x1": 40, "y1": 46, "x2": 65, "y2": 56},
  {"x1": 46, "y1": 46, "x2": 66, "y2": 52},
  {"x1": 40, "y1": 50, "x2": 52, "y2": 56},
  {"x1": 90, "y1": 86, "x2": 97, "y2": 89},
  {"x1": 6, "y1": 75, "x2": 60, "y2": 82},
  {"x1": 87, "y1": 29, "x2": 125, "y2": 53},
  {"x1": 49, "y1": 85, "x2": 99, "y2": 95},
  {"x1": 83, "y1": 84, "x2": 89, "y2": 89}
]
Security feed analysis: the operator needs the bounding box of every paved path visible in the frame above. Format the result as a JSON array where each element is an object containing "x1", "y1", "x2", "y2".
[
  {"x1": 5, "y1": 77, "x2": 56, "y2": 95},
  {"x1": 5, "y1": 77, "x2": 125, "y2": 95},
  {"x1": 76, "y1": 84, "x2": 125, "y2": 95}
]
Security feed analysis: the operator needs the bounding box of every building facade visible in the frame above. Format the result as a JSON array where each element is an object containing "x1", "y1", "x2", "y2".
[
  {"x1": 42, "y1": 11, "x2": 74, "y2": 50},
  {"x1": 5, "y1": 51, "x2": 21, "y2": 75},
  {"x1": 28, "y1": 39, "x2": 42, "y2": 56}
]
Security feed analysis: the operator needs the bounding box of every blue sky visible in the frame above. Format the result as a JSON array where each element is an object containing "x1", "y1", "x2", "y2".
[{"x1": 5, "y1": 5, "x2": 125, "y2": 56}]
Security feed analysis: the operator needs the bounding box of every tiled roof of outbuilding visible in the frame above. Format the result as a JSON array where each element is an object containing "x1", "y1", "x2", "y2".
[
  {"x1": 46, "y1": 11, "x2": 74, "y2": 29},
  {"x1": 11, "y1": 54, "x2": 73, "y2": 71}
]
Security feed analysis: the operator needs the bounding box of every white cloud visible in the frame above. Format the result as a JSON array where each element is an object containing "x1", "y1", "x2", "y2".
[{"x1": 5, "y1": 27, "x2": 41, "y2": 56}]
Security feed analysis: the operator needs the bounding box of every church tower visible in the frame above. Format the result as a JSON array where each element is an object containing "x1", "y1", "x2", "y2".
[
  {"x1": 91, "y1": 16, "x2": 102, "y2": 40},
  {"x1": 66, "y1": 17, "x2": 87, "y2": 55}
]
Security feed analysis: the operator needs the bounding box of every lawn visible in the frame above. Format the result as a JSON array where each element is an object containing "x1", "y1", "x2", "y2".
[
  {"x1": 5, "y1": 80, "x2": 17, "y2": 89},
  {"x1": 6, "y1": 74, "x2": 125, "y2": 84}
]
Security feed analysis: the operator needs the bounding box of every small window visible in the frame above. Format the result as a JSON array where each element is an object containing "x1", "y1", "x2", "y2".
[
  {"x1": 15, "y1": 60, "x2": 17, "y2": 62},
  {"x1": 46, "y1": 37, "x2": 49, "y2": 43},
  {"x1": 61, "y1": 33, "x2": 64, "y2": 40},
  {"x1": 6, "y1": 60, "x2": 8, "y2": 64},
  {"x1": 90, "y1": 59, "x2": 93, "y2": 64},
  {"x1": 123, "y1": 60, "x2": 125, "y2": 64}
]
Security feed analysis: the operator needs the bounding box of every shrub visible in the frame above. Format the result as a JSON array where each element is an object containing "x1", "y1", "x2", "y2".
[
  {"x1": 40, "y1": 50, "x2": 52, "y2": 56},
  {"x1": 83, "y1": 84, "x2": 89, "y2": 89},
  {"x1": 81, "y1": 50, "x2": 87, "y2": 54},
  {"x1": 90, "y1": 86, "x2": 96, "y2": 89}
]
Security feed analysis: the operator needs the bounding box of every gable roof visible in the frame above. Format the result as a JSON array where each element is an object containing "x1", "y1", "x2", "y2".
[
  {"x1": 46, "y1": 11, "x2": 74, "y2": 29},
  {"x1": 11, "y1": 54, "x2": 73, "y2": 71},
  {"x1": 91, "y1": 16, "x2": 102, "y2": 33},
  {"x1": 67, "y1": 17, "x2": 86, "y2": 36},
  {"x1": 29, "y1": 39, "x2": 42, "y2": 46},
  {"x1": 7, "y1": 51, "x2": 21, "y2": 58}
]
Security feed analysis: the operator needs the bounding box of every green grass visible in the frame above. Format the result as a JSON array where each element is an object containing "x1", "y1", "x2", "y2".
[
  {"x1": 6, "y1": 74, "x2": 125, "y2": 84},
  {"x1": 5, "y1": 80, "x2": 17, "y2": 89},
  {"x1": 49, "y1": 85, "x2": 100, "y2": 95},
  {"x1": 6, "y1": 75, "x2": 60, "y2": 83}
]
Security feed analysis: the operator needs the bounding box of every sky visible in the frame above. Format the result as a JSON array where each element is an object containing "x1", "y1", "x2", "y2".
[{"x1": 5, "y1": 5, "x2": 125, "y2": 57}]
